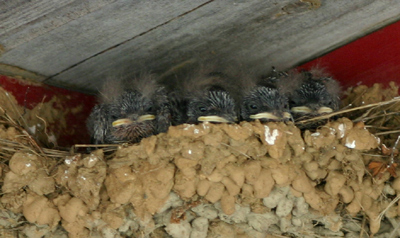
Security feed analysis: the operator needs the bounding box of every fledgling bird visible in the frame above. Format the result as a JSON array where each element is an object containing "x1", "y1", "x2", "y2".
[
  {"x1": 186, "y1": 76, "x2": 238, "y2": 124},
  {"x1": 277, "y1": 67, "x2": 341, "y2": 120},
  {"x1": 161, "y1": 65, "x2": 239, "y2": 125},
  {"x1": 240, "y1": 70, "x2": 291, "y2": 122},
  {"x1": 87, "y1": 75, "x2": 170, "y2": 144}
]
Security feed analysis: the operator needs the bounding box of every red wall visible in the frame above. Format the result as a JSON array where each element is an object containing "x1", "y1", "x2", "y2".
[
  {"x1": 300, "y1": 20, "x2": 400, "y2": 89},
  {"x1": 0, "y1": 75, "x2": 96, "y2": 147}
]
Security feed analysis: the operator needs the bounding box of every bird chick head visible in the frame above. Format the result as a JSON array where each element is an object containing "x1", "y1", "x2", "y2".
[
  {"x1": 187, "y1": 85, "x2": 238, "y2": 124},
  {"x1": 287, "y1": 70, "x2": 340, "y2": 119},
  {"x1": 241, "y1": 85, "x2": 291, "y2": 122},
  {"x1": 108, "y1": 90, "x2": 158, "y2": 143},
  {"x1": 88, "y1": 74, "x2": 170, "y2": 144}
]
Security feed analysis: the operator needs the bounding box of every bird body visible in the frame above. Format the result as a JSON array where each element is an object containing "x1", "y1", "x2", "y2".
[
  {"x1": 277, "y1": 68, "x2": 341, "y2": 120},
  {"x1": 160, "y1": 64, "x2": 239, "y2": 125},
  {"x1": 239, "y1": 70, "x2": 290, "y2": 122},
  {"x1": 87, "y1": 75, "x2": 170, "y2": 144},
  {"x1": 186, "y1": 82, "x2": 238, "y2": 124}
]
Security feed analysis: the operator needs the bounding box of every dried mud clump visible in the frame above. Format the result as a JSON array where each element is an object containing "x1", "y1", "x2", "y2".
[
  {"x1": 343, "y1": 82, "x2": 400, "y2": 144},
  {"x1": 0, "y1": 82, "x2": 400, "y2": 237}
]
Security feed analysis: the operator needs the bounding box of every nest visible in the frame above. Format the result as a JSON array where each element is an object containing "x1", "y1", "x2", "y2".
[{"x1": 0, "y1": 82, "x2": 400, "y2": 238}]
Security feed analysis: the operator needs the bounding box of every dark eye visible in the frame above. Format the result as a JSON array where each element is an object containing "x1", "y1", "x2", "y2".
[
  {"x1": 283, "y1": 103, "x2": 289, "y2": 109},
  {"x1": 289, "y1": 100, "x2": 296, "y2": 106},
  {"x1": 250, "y1": 104, "x2": 258, "y2": 110},
  {"x1": 199, "y1": 106, "x2": 207, "y2": 112},
  {"x1": 146, "y1": 106, "x2": 153, "y2": 112}
]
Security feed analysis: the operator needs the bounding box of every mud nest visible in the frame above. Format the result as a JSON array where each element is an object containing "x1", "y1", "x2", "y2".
[{"x1": 0, "y1": 82, "x2": 400, "y2": 238}]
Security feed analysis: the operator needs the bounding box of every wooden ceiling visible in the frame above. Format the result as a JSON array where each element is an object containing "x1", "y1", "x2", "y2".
[{"x1": 1, "y1": 0, "x2": 400, "y2": 94}]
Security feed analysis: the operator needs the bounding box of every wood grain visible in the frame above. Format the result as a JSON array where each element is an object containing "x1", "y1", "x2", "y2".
[
  {"x1": 1, "y1": 0, "x2": 400, "y2": 93},
  {"x1": 0, "y1": 0, "x2": 210, "y2": 81}
]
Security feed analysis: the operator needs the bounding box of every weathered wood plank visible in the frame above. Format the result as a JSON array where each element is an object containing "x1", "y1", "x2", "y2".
[
  {"x1": 0, "y1": 0, "x2": 117, "y2": 50},
  {"x1": 0, "y1": 0, "x2": 209, "y2": 76},
  {"x1": 44, "y1": 0, "x2": 400, "y2": 93},
  {"x1": 0, "y1": 0, "x2": 74, "y2": 35},
  {"x1": 1, "y1": 0, "x2": 400, "y2": 93}
]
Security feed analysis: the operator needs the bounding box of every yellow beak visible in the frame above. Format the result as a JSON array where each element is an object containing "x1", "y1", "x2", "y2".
[
  {"x1": 112, "y1": 118, "x2": 133, "y2": 127},
  {"x1": 137, "y1": 114, "x2": 156, "y2": 122},
  {"x1": 112, "y1": 114, "x2": 155, "y2": 127},
  {"x1": 317, "y1": 107, "x2": 334, "y2": 114},
  {"x1": 197, "y1": 116, "x2": 230, "y2": 123},
  {"x1": 291, "y1": 106, "x2": 313, "y2": 114},
  {"x1": 249, "y1": 112, "x2": 280, "y2": 120}
]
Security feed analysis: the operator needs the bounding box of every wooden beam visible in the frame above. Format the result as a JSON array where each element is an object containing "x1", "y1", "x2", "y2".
[
  {"x1": 0, "y1": 0, "x2": 210, "y2": 79},
  {"x1": 51, "y1": 0, "x2": 400, "y2": 93},
  {"x1": 1, "y1": 0, "x2": 400, "y2": 94},
  {"x1": 0, "y1": 0, "x2": 115, "y2": 50}
]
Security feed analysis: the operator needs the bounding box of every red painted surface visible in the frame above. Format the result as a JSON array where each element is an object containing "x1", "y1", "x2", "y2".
[
  {"x1": 299, "y1": 20, "x2": 400, "y2": 89},
  {"x1": 0, "y1": 75, "x2": 96, "y2": 147}
]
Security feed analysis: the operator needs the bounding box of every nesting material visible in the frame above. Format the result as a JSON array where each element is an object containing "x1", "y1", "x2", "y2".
[
  {"x1": 0, "y1": 85, "x2": 89, "y2": 150},
  {"x1": 0, "y1": 82, "x2": 400, "y2": 237}
]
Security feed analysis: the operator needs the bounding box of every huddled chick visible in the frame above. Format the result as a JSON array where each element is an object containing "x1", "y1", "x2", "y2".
[
  {"x1": 182, "y1": 72, "x2": 238, "y2": 124},
  {"x1": 239, "y1": 69, "x2": 291, "y2": 122},
  {"x1": 276, "y1": 67, "x2": 341, "y2": 120},
  {"x1": 161, "y1": 63, "x2": 239, "y2": 125},
  {"x1": 87, "y1": 74, "x2": 170, "y2": 144}
]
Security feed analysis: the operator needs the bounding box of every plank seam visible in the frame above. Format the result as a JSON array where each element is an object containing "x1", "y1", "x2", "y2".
[{"x1": 44, "y1": 0, "x2": 215, "y2": 82}]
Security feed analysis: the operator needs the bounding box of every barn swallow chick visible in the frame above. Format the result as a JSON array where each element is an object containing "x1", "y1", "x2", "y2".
[
  {"x1": 185, "y1": 72, "x2": 238, "y2": 124},
  {"x1": 87, "y1": 75, "x2": 170, "y2": 144},
  {"x1": 277, "y1": 68, "x2": 341, "y2": 120},
  {"x1": 240, "y1": 73, "x2": 291, "y2": 122},
  {"x1": 159, "y1": 61, "x2": 239, "y2": 125}
]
